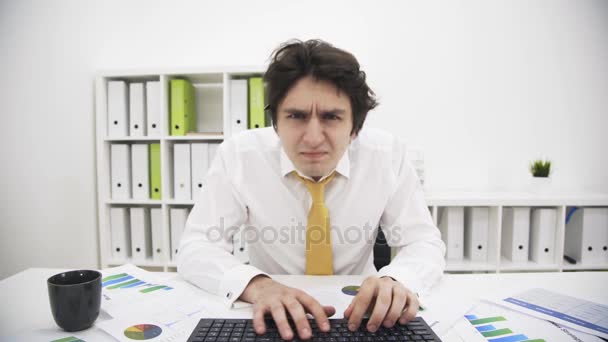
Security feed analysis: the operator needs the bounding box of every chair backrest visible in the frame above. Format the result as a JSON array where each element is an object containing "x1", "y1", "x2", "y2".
[{"x1": 373, "y1": 228, "x2": 391, "y2": 270}]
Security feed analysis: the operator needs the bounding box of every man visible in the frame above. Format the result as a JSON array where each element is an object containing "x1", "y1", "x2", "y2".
[{"x1": 178, "y1": 39, "x2": 446, "y2": 341}]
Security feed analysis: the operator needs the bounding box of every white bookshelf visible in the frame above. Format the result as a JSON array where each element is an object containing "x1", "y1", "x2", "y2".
[
  {"x1": 425, "y1": 192, "x2": 608, "y2": 273},
  {"x1": 95, "y1": 67, "x2": 265, "y2": 271},
  {"x1": 95, "y1": 68, "x2": 608, "y2": 273}
]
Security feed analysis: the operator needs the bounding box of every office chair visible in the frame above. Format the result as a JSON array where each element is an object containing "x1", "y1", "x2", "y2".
[{"x1": 373, "y1": 228, "x2": 392, "y2": 270}]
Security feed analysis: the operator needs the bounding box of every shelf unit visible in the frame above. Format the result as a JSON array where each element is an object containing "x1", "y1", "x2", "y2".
[
  {"x1": 425, "y1": 192, "x2": 608, "y2": 273},
  {"x1": 95, "y1": 69, "x2": 608, "y2": 273},
  {"x1": 95, "y1": 67, "x2": 265, "y2": 271}
]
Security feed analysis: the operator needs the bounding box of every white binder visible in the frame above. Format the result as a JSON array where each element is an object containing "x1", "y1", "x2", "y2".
[
  {"x1": 146, "y1": 81, "x2": 161, "y2": 137},
  {"x1": 173, "y1": 144, "x2": 192, "y2": 200},
  {"x1": 530, "y1": 208, "x2": 557, "y2": 264},
  {"x1": 129, "y1": 83, "x2": 146, "y2": 137},
  {"x1": 230, "y1": 79, "x2": 248, "y2": 135},
  {"x1": 170, "y1": 208, "x2": 189, "y2": 261},
  {"x1": 107, "y1": 81, "x2": 129, "y2": 137},
  {"x1": 110, "y1": 207, "x2": 131, "y2": 261},
  {"x1": 110, "y1": 144, "x2": 131, "y2": 199},
  {"x1": 464, "y1": 207, "x2": 489, "y2": 261},
  {"x1": 131, "y1": 144, "x2": 150, "y2": 200},
  {"x1": 150, "y1": 208, "x2": 163, "y2": 262},
  {"x1": 191, "y1": 143, "x2": 210, "y2": 200},
  {"x1": 438, "y1": 207, "x2": 464, "y2": 261},
  {"x1": 565, "y1": 208, "x2": 608, "y2": 264},
  {"x1": 501, "y1": 207, "x2": 531, "y2": 262},
  {"x1": 130, "y1": 207, "x2": 152, "y2": 262}
]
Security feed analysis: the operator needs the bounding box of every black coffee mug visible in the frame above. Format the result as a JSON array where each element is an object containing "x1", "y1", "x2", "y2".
[{"x1": 47, "y1": 270, "x2": 102, "y2": 331}]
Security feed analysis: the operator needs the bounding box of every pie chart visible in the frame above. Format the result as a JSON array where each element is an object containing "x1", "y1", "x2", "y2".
[
  {"x1": 124, "y1": 324, "x2": 163, "y2": 340},
  {"x1": 342, "y1": 285, "x2": 360, "y2": 296}
]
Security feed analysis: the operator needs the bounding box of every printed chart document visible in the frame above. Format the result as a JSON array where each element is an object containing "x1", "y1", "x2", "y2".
[
  {"x1": 452, "y1": 301, "x2": 603, "y2": 342},
  {"x1": 97, "y1": 264, "x2": 244, "y2": 341},
  {"x1": 490, "y1": 288, "x2": 608, "y2": 339}
]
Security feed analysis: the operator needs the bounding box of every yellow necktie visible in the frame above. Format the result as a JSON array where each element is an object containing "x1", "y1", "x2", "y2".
[{"x1": 296, "y1": 172, "x2": 336, "y2": 275}]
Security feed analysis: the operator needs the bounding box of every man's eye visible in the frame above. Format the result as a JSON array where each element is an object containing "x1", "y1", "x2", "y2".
[
  {"x1": 323, "y1": 114, "x2": 340, "y2": 120},
  {"x1": 287, "y1": 113, "x2": 306, "y2": 119}
]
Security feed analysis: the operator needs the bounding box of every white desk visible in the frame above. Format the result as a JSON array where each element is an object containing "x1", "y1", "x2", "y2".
[{"x1": 1, "y1": 269, "x2": 606, "y2": 341}]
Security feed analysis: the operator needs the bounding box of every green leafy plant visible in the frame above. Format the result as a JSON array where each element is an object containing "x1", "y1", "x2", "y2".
[{"x1": 530, "y1": 159, "x2": 551, "y2": 177}]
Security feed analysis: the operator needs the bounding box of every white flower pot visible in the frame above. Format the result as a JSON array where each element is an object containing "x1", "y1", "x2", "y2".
[{"x1": 530, "y1": 176, "x2": 552, "y2": 193}]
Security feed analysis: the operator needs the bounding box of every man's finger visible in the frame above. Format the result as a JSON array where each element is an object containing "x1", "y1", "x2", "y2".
[
  {"x1": 366, "y1": 282, "x2": 392, "y2": 332},
  {"x1": 282, "y1": 297, "x2": 312, "y2": 339},
  {"x1": 347, "y1": 281, "x2": 376, "y2": 331},
  {"x1": 252, "y1": 303, "x2": 267, "y2": 335},
  {"x1": 322, "y1": 305, "x2": 336, "y2": 318},
  {"x1": 384, "y1": 285, "x2": 407, "y2": 327},
  {"x1": 269, "y1": 303, "x2": 293, "y2": 340},
  {"x1": 399, "y1": 292, "x2": 419, "y2": 324},
  {"x1": 297, "y1": 293, "x2": 332, "y2": 332}
]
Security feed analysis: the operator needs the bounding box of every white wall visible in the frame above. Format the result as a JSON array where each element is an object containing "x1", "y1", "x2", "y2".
[{"x1": 1, "y1": 0, "x2": 607, "y2": 279}]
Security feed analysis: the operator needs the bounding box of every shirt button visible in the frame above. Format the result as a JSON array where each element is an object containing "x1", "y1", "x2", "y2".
[{"x1": 226, "y1": 291, "x2": 233, "y2": 299}]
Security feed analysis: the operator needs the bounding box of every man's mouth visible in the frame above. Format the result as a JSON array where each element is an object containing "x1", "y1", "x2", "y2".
[{"x1": 300, "y1": 151, "x2": 328, "y2": 160}]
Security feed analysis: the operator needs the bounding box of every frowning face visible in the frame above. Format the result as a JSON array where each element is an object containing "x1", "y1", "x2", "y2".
[{"x1": 275, "y1": 76, "x2": 354, "y2": 180}]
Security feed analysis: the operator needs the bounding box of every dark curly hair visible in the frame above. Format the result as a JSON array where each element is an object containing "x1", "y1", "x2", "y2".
[{"x1": 264, "y1": 39, "x2": 379, "y2": 135}]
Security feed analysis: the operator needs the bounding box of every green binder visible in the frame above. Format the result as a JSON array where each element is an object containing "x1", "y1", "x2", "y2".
[
  {"x1": 248, "y1": 77, "x2": 265, "y2": 129},
  {"x1": 170, "y1": 79, "x2": 196, "y2": 136},
  {"x1": 150, "y1": 143, "x2": 162, "y2": 199}
]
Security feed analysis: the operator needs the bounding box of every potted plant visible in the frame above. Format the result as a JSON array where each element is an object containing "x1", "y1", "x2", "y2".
[{"x1": 529, "y1": 159, "x2": 552, "y2": 193}]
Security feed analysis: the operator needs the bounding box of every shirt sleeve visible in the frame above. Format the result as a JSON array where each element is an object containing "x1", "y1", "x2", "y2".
[
  {"x1": 377, "y1": 139, "x2": 446, "y2": 296},
  {"x1": 176, "y1": 143, "x2": 268, "y2": 307}
]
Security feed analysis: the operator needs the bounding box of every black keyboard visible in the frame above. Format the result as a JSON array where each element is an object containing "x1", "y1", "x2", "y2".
[{"x1": 186, "y1": 317, "x2": 441, "y2": 341}]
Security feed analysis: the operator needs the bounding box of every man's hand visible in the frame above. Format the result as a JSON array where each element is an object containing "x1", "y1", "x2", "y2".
[
  {"x1": 240, "y1": 275, "x2": 336, "y2": 340},
  {"x1": 344, "y1": 276, "x2": 418, "y2": 332}
]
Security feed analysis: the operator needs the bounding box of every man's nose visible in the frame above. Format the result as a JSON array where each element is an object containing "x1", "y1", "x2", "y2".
[{"x1": 302, "y1": 116, "x2": 324, "y2": 147}]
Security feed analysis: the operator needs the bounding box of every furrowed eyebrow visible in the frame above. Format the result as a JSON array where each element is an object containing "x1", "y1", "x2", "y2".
[
  {"x1": 283, "y1": 108, "x2": 310, "y2": 115},
  {"x1": 320, "y1": 109, "x2": 346, "y2": 116},
  {"x1": 281, "y1": 107, "x2": 346, "y2": 116}
]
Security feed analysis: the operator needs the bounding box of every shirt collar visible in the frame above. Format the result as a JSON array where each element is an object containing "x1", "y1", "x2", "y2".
[{"x1": 280, "y1": 147, "x2": 350, "y2": 181}]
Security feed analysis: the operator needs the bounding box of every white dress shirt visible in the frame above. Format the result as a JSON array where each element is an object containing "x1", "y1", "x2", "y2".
[{"x1": 177, "y1": 127, "x2": 446, "y2": 306}]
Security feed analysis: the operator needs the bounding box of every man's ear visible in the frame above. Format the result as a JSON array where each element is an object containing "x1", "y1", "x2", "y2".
[{"x1": 266, "y1": 105, "x2": 278, "y2": 133}]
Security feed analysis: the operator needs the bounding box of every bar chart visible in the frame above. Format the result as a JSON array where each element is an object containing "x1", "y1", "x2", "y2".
[
  {"x1": 460, "y1": 302, "x2": 601, "y2": 342},
  {"x1": 465, "y1": 314, "x2": 544, "y2": 342},
  {"x1": 102, "y1": 272, "x2": 173, "y2": 293}
]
